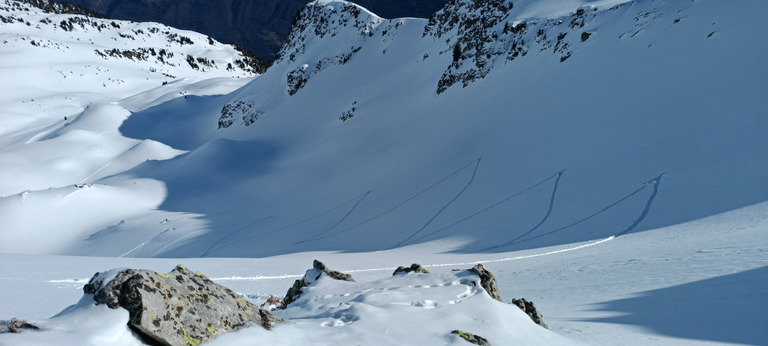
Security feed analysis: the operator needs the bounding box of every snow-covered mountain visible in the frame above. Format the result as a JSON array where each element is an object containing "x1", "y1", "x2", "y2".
[
  {"x1": 1, "y1": 0, "x2": 767, "y2": 345},
  {"x1": 23, "y1": 0, "x2": 761, "y2": 258}
]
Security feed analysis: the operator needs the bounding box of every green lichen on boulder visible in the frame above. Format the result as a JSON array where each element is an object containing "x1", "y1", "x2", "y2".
[
  {"x1": 84, "y1": 265, "x2": 281, "y2": 346},
  {"x1": 451, "y1": 330, "x2": 492, "y2": 345}
]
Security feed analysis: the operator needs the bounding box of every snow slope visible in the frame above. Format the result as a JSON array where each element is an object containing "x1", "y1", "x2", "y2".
[
  {"x1": 1, "y1": 0, "x2": 767, "y2": 344},
  {"x1": 1, "y1": 201, "x2": 766, "y2": 345},
  {"x1": 29, "y1": 0, "x2": 762, "y2": 258},
  {"x1": 0, "y1": 0, "x2": 257, "y2": 253}
]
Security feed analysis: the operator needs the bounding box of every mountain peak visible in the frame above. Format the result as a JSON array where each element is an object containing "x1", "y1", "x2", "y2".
[{"x1": 277, "y1": 0, "x2": 383, "y2": 63}]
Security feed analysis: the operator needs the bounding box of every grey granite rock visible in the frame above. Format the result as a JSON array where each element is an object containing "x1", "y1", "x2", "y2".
[{"x1": 84, "y1": 265, "x2": 280, "y2": 346}]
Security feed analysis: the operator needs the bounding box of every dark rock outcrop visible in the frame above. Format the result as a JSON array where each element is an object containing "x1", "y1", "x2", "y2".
[
  {"x1": 0, "y1": 319, "x2": 40, "y2": 333},
  {"x1": 84, "y1": 265, "x2": 280, "y2": 346},
  {"x1": 393, "y1": 263, "x2": 430, "y2": 275},
  {"x1": 511, "y1": 298, "x2": 548, "y2": 329},
  {"x1": 20, "y1": 0, "x2": 105, "y2": 18},
  {"x1": 464, "y1": 264, "x2": 548, "y2": 328},
  {"x1": 467, "y1": 264, "x2": 503, "y2": 302},
  {"x1": 451, "y1": 329, "x2": 492, "y2": 345},
  {"x1": 284, "y1": 260, "x2": 354, "y2": 305},
  {"x1": 425, "y1": 0, "x2": 607, "y2": 93}
]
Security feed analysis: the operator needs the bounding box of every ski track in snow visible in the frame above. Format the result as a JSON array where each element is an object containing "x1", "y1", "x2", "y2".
[
  {"x1": 500, "y1": 169, "x2": 565, "y2": 245},
  {"x1": 394, "y1": 157, "x2": 482, "y2": 247},
  {"x1": 46, "y1": 235, "x2": 616, "y2": 285},
  {"x1": 616, "y1": 174, "x2": 663, "y2": 236},
  {"x1": 295, "y1": 158, "x2": 483, "y2": 244},
  {"x1": 202, "y1": 192, "x2": 373, "y2": 256},
  {"x1": 486, "y1": 173, "x2": 665, "y2": 250},
  {"x1": 208, "y1": 236, "x2": 616, "y2": 280},
  {"x1": 295, "y1": 190, "x2": 371, "y2": 244},
  {"x1": 118, "y1": 241, "x2": 148, "y2": 258},
  {"x1": 409, "y1": 170, "x2": 565, "y2": 243},
  {"x1": 150, "y1": 230, "x2": 204, "y2": 257},
  {"x1": 199, "y1": 216, "x2": 275, "y2": 257},
  {"x1": 77, "y1": 162, "x2": 111, "y2": 185}
]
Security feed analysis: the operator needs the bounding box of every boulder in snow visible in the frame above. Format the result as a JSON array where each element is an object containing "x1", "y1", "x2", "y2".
[
  {"x1": 284, "y1": 260, "x2": 354, "y2": 305},
  {"x1": 83, "y1": 265, "x2": 280, "y2": 346},
  {"x1": 393, "y1": 263, "x2": 430, "y2": 275},
  {"x1": 451, "y1": 329, "x2": 492, "y2": 345},
  {"x1": 465, "y1": 264, "x2": 548, "y2": 328},
  {"x1": 467, "y1": 264, "x2": 503, "y2": 302},
  {"x1": 0, "y1": 319, "x2": 39, "y2": 334},
  {"x1": 511, "y1": 298, "x2": 548, "y2": 329}
]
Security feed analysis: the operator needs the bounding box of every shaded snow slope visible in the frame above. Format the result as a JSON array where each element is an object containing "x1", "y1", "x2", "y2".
[{"x1": 101, "y1": 0, "x2": 768, "y2": 258}]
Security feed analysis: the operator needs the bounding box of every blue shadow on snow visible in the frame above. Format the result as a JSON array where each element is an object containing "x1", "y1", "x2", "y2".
[{"x1": 587, "y1": 265, "x2": 768, "y2": 345}]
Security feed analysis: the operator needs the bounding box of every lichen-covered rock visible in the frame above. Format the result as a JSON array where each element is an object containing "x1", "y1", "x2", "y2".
[
  {"x1": 392, "y1": 263, "x2": 430, "y2": 276},
  {"x1": 84, "y1": 265, "x2": 281, "y2": 346},
  {"x1": 284, "y1": 260, "x2": 354, "y2": 306},
  {"x1": 467, "y1": 264, "x2": 502, "y2": 302},
  {"x1": 451, "y1": 329, "x2": 492, "y2": 345},
  {"x1": 511, "y1": 298, "x2": 548, "y2": 329}
]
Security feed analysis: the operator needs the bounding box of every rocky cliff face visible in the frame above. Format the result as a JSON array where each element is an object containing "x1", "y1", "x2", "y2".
[
  {"x1": 425, "y1": 0, "x2": 610, "y2": 93},
  {"x1": 219, "y1": 0, "x2": 670, "y2": 127},
  {"x1": 269, "y1": 0, "x2": 695, "y2": 97}
]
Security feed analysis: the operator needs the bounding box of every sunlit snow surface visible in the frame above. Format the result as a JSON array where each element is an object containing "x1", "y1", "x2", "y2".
[{"x1": 1, "y1": 0, "x2": 767, "y2": 344}]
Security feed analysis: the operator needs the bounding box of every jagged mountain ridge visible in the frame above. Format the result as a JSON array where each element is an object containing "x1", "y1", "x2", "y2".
[
  {"x1": 55, "y1": 0, "x2": 449, "y2": 60},
  {"x1": 1, "y1": 0, "x2": 265, "y2": 78}
]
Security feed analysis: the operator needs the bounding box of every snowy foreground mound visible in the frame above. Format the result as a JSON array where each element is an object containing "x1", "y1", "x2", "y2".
[{"x1": 1, "y1": 262, "x2": 572, "y2": 346}]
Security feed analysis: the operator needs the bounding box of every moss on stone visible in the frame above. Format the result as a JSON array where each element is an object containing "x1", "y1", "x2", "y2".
[{"x1": 182, "y1": 328, "x2": 201, "y2": 346}]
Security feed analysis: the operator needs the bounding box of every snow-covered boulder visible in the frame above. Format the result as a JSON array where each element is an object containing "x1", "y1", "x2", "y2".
[
  {"x1": 465, "y1": 264, "x2": 548, "y2": 328},
  {"x1": 284, "y1": 260, "x2": 355, "y2": 305},
  {"x1": 84, "y1": 265, "x2": 281, "y2": 345},
  {"x1": 511, "y1": 298, "x2": 548, "y2": 329},
  {"x1": 467, "y1": 264, "x2": 503, "y2": 302},
  {"x1": 393, "y1": 263, "x2": 430, "y2": 275}
]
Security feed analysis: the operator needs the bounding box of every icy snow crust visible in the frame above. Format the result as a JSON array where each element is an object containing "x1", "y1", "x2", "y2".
[{"x1": 1, "y1": 0, "x2": 767, "y2": 344}]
